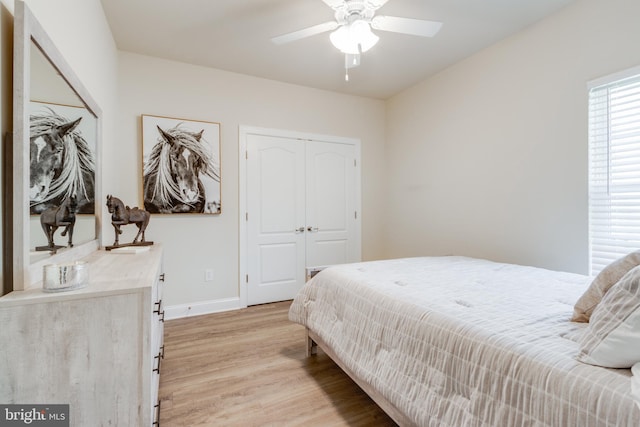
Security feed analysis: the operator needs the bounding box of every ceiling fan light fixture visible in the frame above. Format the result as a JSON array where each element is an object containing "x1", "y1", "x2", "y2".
[
  {"x1": 330, "y1": 20, "x2": 379, "y2": 54},
  {"x1": 330, "y1": 26, "x2": 356, "y2": 53}
]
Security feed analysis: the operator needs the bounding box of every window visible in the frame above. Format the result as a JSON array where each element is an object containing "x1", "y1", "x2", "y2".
[{"x1": 589, "y1": 67, "x2": 640, "y2": 275}]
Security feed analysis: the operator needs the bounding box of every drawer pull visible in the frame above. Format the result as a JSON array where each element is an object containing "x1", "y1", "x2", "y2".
[
  {"x1": 160, "y1": 345, "x2": 165, "y2": 359},
  {"x1": 159, "y1": 273, "x2": 165, "y2": 282},
  {"x1": 153, "y1": 353, "x2": 161, "y2": 374},
  {"x1": 153, "y1": 399, "x2": 161, "y2": 426},
  {"x1": 154, "y1": 300, "x2": 165, "y2": 322}
]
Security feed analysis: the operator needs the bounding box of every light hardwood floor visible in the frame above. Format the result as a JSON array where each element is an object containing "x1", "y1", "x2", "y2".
[{"x1": 159, "y1": 300, "x2": 397, "y2": 426}]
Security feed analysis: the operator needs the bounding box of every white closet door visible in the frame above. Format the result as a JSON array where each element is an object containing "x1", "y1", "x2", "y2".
[
  {"x1": 305, "y1": 141, "x2": 357, "y2": 268},
  {"x1": 246, "y1": 134, "x2": 306, "y2": 305},
  {"x1": 244, "y1": 131, "x2": 359, "y2": 306}
]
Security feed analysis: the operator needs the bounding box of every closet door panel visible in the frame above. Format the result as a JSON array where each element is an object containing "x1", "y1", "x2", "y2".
[
  {"x1": 305, "y1": 141, "x2": 357, "y2": 268},
  {"x1": 246, "y1": 134, "x2": 306, "y2": 305}
]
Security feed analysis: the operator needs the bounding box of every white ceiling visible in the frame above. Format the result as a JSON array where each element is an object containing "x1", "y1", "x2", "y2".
[{"x1": 100, "y1": 0, "x2": 574, "y2": 100}]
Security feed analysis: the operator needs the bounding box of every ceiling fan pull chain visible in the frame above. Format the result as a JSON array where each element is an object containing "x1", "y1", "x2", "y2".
[
  {"x1": 344, "y1": 54, "x2": 350, "y2": 81},
  {"x1": 344, "y1": 52, "x2": 361, "y2": 81}
]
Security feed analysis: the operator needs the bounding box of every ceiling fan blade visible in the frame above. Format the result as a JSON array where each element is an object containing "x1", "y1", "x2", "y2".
[
  {"x1": 367, "y1": 0, "x2": 390, "y2": 11},
  {"x1": 323, "y1": 0, "x2": 389, "y2": 12},
  {"x1": 321, "y1": 0, "x2": 346, "y2": 10},
  {"x1": 371, "y1": 16, "x2": 443, "y2": 37},
  {"x1": 271, "y1": 21, "x2": 339, "y2": 45}
]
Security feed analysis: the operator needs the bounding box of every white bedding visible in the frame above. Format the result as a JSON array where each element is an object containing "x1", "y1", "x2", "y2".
[{"x1": 289, "y1": 256, "x2": 640, "y2": 426}]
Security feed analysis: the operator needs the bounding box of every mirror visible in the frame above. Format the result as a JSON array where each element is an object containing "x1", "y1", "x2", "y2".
[
  {"x1": 13, "y1": 1, "x2": 102, "y2": 290},
  {"x1": 28, "y1": 42, "x2": 97, "y2": 263}
]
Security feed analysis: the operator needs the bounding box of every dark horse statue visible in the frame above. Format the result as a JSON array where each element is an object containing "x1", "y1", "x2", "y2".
[
  {"x1": 37, "y1": 195, "x2": 77, "y2": 253},
  {"x1": 30, "y1": 109, "x2": 95, "y2": 214},
  {"x1": 105, "y1": 195, "x2": 152, "y2": 249},
  {"x1": 143, "y1": 124, "x2": 219, "y2": 214}
]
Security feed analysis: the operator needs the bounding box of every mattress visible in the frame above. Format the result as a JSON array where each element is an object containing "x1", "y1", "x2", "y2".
[{"x1": 288, "y1": 256, "x2": 640, "y2": 426}]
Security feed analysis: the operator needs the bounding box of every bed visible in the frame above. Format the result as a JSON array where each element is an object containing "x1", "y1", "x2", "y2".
[{"x1": 288, "y1": 256, "x2": 640, "y2": 426}]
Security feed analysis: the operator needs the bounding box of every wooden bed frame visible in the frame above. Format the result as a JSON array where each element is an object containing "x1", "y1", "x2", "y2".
[{"x1": 306, "y1": 328, "x2": 413, "y2": 426}]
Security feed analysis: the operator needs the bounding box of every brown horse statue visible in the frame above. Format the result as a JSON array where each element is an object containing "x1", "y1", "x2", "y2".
[
  {"x1": 38, "y1": 195, "x2": 77, "y2": 253},
  {"x1": 105, "y1": 195, "x2": 152, "y2": 249}
]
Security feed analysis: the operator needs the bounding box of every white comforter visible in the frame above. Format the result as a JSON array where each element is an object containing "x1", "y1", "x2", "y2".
[{"x1": 289, "y1": 256, "x2": 640, "y2": 426}]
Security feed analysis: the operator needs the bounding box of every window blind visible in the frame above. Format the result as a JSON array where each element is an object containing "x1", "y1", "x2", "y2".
[{"x1": 589, "y1": 71, "x2": 640, "y2": 275}]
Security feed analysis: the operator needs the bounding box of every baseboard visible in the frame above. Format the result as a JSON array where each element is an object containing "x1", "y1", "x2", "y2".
[{"x1": 164, "y1": 297, "x2": 244, "y2": 320}]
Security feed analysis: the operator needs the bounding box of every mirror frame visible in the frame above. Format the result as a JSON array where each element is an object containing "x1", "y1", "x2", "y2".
[{"x1": 13, "y1": 1, "x2": 102, "y2": 290}]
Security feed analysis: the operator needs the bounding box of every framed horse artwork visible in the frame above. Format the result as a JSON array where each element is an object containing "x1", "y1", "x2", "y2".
[
  {"x1": 141, "y1": 114, "x2": 221, "y2": 214},
  {"x1": 29, "y1": 101, "x2": 97, "y2": 215}
]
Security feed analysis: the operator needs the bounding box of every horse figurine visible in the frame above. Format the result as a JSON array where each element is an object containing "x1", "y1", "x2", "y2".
[
  {"x1": 30, "y1": 108, "x2": 95, "y2": 214},
  {"x1": 37, "y1": 195, "x2": 78, "y2": 253},
  {"x1": 143, "y1": 124, "x2": 219, "y2": 214},
  {"x1": 105, "y1": 195, "x2": 153, "y2": 249}
]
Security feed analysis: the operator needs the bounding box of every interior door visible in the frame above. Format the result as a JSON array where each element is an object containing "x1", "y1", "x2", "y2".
[
  {"x1": 305, "y1": 141, "x2": 357, "y2": 267},
  {"x1": 246, "y1": 134, "x2": 306, "y2": 305},
  {"x1": 245, "y1": 133, "x2": 359, "y2": 305}
]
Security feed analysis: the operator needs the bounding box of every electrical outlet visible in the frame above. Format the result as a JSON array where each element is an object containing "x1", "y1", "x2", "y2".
[{"x1": 205, "y1": 269, "x2": 214, "y2": 282}]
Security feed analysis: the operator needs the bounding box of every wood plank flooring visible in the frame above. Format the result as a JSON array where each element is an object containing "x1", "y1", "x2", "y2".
[{"x1": 159, "y1": 300, "x2": 397, "y2": 426}]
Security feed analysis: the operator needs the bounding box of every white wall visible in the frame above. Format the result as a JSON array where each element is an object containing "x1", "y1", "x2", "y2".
[
  {"x1": 116, "y1": 52, "x2": 386, "y2": 312},
  {"x1": 385, "y1": 0, "x2": 640, "y2": 274}
]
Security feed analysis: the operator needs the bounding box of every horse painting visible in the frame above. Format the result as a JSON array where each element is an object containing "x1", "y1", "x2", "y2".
[
  {"x1": 106, "y1": 195, "x2": 151, "y2": 247},
  {"x1": 143, "y1": 124, "x2": 220, "y2": 214},
  {"x1": 38, "y1": 195, "x2": 77, "y2": 252},
  {"x1": 30, "y1": 108, "x2": 95, "y2": 214}
]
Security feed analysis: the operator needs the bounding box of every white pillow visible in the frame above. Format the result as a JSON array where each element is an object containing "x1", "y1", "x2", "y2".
[
  {"x1": 577, "y1": 265, "x2": 640, "y2": 368},
  {"x1": 572, "y1": 250, "x2": 640, "y2": 322}
]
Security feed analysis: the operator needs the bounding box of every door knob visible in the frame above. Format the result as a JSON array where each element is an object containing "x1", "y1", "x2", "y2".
[
  {"x1": 307, "y1": 227, "x2": 319, "y2": 232},
  {"x1": 295, "y1": 227, "x2": 305, "y2": 233}
]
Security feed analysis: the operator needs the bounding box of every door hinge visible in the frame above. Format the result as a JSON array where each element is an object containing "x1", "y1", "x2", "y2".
[
  {"x1": 245, "y1": 212, "x2": 248, "y2": 221},
  {"x1": 246, "y1": 274, "x2": 249, "y2": 283},
  {"x1": 246, "y1": 150, "x2": 248, "y2": 159},
  {"x1": 354, "y1": 159, "x2": 357, "y2": 167},
  {"x1": 355, "y1": 211, "x2": 358, "y2": 219}
]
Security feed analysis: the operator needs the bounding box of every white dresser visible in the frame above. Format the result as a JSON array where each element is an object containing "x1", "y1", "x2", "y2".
[{"x1": 0, "y1": 245, "x2": 165, "y2": 426}]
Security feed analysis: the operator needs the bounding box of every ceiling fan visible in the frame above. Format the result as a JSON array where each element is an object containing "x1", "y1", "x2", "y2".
[{"x1": 271, "y1": 0, "x2": 443, "y2": 80}]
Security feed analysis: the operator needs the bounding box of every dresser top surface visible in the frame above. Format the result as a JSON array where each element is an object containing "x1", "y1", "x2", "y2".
[{"x1": 0, "y1": 244, "x2": 163, "y2": 306}]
